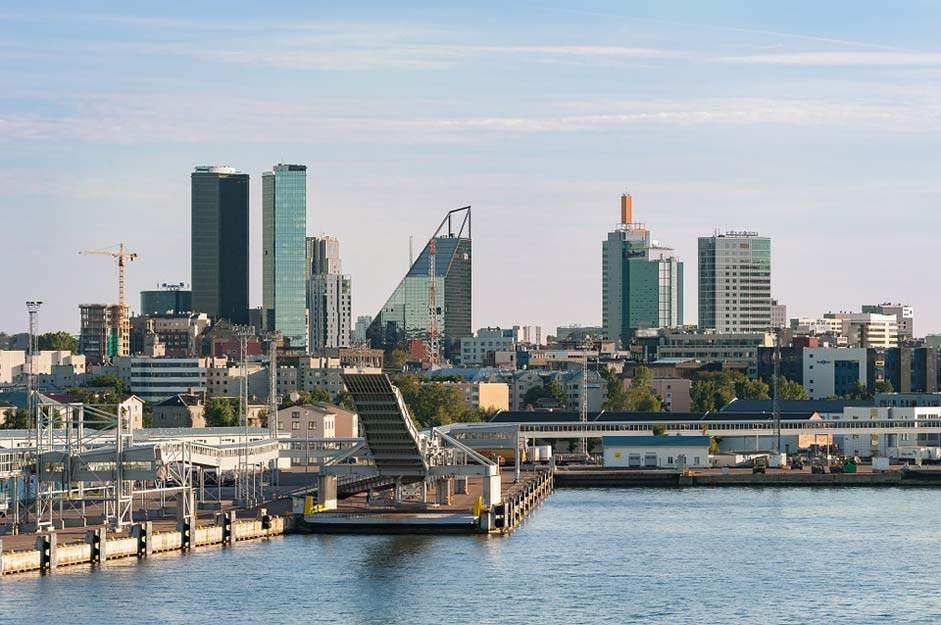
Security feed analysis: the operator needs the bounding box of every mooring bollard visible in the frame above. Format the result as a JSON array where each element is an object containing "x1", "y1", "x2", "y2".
[{"x1": 258, "y1": 507, "x2": 271, "y2": 531}]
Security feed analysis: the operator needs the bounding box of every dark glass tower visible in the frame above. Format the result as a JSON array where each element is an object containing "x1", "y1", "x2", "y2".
[
  {"x1": 191, "y1": 166, "x2": 250, "y2": 324},
  {"x1": 367, "y1": 207, "x2": 472, "y2": 358}
]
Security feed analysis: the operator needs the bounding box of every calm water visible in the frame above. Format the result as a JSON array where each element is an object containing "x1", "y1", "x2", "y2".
[{"x1": 2, "y1": 487, "x2": 940, "y2": 625}]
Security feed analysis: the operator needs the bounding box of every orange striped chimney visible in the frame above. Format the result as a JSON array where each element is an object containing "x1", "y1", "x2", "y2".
[{"x1": 620, "y1": 193, "x2": 633, "y2": 225}]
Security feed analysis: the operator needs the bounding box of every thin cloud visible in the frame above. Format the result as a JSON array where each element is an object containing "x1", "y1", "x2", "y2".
[{"x1": 720, "y1": 51, "x2": 941, "y2": 66}]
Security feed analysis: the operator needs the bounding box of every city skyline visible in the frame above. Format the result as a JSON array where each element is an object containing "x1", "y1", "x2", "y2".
[{"x1": 3, "y1": 2, "x2": 941, "y2": 334}]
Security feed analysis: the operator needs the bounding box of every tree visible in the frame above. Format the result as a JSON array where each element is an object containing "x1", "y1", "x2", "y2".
[
  {"x1": 84, "y1": 374, "x2": 129, "y2": 394},
  {"x1": 709, "y1": 436, "x2": 721, "y2": 454},
  {"x1": 651, "y1": 424, "x2": 667, "y2": 436},
  {"x1": 523, "y1": 379, "x2": 568, "y2": 408},
  {"x1": 691, "y1": 371, "x2": 769, "y2": 412},
  {"x1": 391, "y1": 374, "x2": 482, "y2": 427},
  {"x1": 0, "y1": 407, "x2": 29, "y2": 429},
  {"x1": 309, "y1": 387, "x2": 332, "y2": 403},
  {"x1": 386, "y1": 349, "x2": 409, "y2": 370},
  {"x1": 37, "y1": 331, "x2": 79, "y2": 354},
  {"x1": 775, "y1": 376, "x2": 808, "y2": 400},
  {"x1": 334, "y1": 390, "x2": 356, "y2": 412},
  {"x1": 204, "y1": 397, "x2": 238, "y2": 427},
  {"x1": 875, "y1": 380, "x2": 894, "y2": 394}
]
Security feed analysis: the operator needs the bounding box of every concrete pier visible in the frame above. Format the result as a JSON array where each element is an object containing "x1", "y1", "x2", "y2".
[{"x1": 1, "y1": 512, "x2": 293, "y2": 576}]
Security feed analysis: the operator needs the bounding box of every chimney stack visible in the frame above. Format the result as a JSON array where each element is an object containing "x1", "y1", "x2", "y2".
[{"x1": 620, "y1": 194, "x2": 633, "y2": 225}]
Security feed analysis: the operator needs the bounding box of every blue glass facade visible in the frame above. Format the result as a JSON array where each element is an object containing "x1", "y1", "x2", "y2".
[
  {"x1": 263, "y1": 164, "x2": 308, "y2": 349},
  {"x1": 367, "y1": 209, "x2": 472, "y2": 358}
]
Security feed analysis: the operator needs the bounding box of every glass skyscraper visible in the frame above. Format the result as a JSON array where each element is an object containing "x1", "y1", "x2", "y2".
[
  {"x1": 367, "y1": 207, "x2": 472, "y2": 358},
  {"x1": 602, "y1": 194, "x2": 683, "y2": 348},
  {"x1": 263, "y1": 164, "x2": 308, "y2": 349},
  {"x1": 191, "y1": 166, "x2": 249, "y2": 324},
  {"x1": 698, "y1": 231, "x2": 772, "y2": 333}
]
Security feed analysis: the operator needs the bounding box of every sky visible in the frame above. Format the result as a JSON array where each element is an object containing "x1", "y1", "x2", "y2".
[{"x1": 3, "y1": 1, "x2": 941, "y2": 337}]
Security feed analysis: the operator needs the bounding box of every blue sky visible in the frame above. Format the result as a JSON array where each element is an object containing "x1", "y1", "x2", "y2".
[{"x1": 3, "y1": 1, "x2": 941, "y2": 335}]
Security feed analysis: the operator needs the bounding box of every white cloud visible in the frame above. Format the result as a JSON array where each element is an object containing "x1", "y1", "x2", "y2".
[{"x1": 719, "y1": 51, "x2": 941, "y2": 66}]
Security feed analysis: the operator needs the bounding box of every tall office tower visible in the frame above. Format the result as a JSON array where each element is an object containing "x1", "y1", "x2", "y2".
[
  {"x1": 306, "y1": 236, "x2": 341, "y2": 275},
  {"x1": 602, "y1": 194, "x2": 684, "y2": 349},
  {"x1": 353, "y1": 315, "x2": 373, "y2": 342},
  {"x1": 79, "y1": 304, "x2": 129, "y2": 363},
  {"x1": 367, "y1": 206, "x2": 472, "y2": 358},
  {"x1": 698, "y1": 231, "x2": 772, "y2": 333},
  {"x1": 307, "y1": 236, "x2": 352, "y2": 352},
  {"x1": 262, "y1": 164, "x2": 308, "y2": 349},
  {"x1": 191, "y1": 166, "x2": 250, "y2": 324}
]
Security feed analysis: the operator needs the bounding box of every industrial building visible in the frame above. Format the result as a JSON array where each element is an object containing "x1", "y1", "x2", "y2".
[{"x1": 602, "y1": 435, "x2": 710, "y2": 469}]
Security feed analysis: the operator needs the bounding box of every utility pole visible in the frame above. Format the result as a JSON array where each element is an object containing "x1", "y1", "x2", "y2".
[
  {"x1": 233, "y1": 325, "x2": 255, "y2": 507},
  {"x1": 773, "y1": 329, "x2": 782, "y2": 455},
  {"x1": 578, "y1": 337, "x2": 592, "y2": 457},
  {"x1": 25, "y1": 301, "x2": 41, "y2": 527}
]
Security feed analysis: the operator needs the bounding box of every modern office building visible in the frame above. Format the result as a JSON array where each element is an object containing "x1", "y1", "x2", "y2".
[
  {"x1": 129, "y1": 357, "x2": 217, "y2": 403},
  {"x1": 602, "y1": 194, "x2": 683, "y2": 349},
  {"x1": 308, "y1": 274, "x2": 352, "y2": 352},
  {"x1": 698, "y1": 231, "x2": 772, "y2": 333},
  {"x1": 862, "y1": 303, "x2": 913, "y2": 340},
  {"x1": 306, "y1": 236, "x2": 341, "y2": 275},
  {"x1": 140, "y1": 285, "x2": 192, "y2": 316},
  {"x1": 262, "y1": 164, "x2": 308, "y2": 349},
  {"x1": 802, "y1": 347, "x2": 875, "y2": 400},
  {"x1": 824, "y1": 312, "x2": 899, "y2": 348},
  {"x1": 656, "y1": 329, "x2": 774, "y2": 379},
  {"x1": 191, "y1": 166, "x2": 250, "y2": 324},
  {"x1": 353, "y1": 315, "x2": 373, "y2": 342},
  {"x1": 460, "y1": 328, "x2": 516, "y2": 367},
  {"x1": 367, "y1": 207, "x2": 472, "y2": 358},
  {"x1": 79, "y1": 304, "x2": 129, "y2": 363}
]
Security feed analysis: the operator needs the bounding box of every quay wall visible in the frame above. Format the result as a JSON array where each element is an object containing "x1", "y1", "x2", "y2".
[{"x1": 1, "y1": 514, "x2": 294, "y2": 577}]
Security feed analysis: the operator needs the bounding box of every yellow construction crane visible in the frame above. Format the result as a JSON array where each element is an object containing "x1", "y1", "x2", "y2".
[{"x1": 79, "y1": 243, "x2": 139, "y2": 309}]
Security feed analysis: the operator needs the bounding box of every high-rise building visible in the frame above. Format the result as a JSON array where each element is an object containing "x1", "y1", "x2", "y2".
[
  {"x1": 367, "y1": 207, "x2": 472, "y2": 358},
  {"x1": 698, "y1": 231, "x2": 771, "y2": 333},
  {"x1": 140, "y1": 284, "x2": 192, "y2": 316},
  {"x1": 353, "y1": 315, "x2": 373, "y2": 342},
  {"x1": 262, "y1": 164, "x2": 308, "y2": 349},
  {"x1": 79, "y1": 304, "x2": 129, "y2": 363},
  {"x1": 602, "y1": 194, "x2": 684, "y2": 348},
  {"x1": 306, "y1": 236, "x2": 341, "y2": 275},
  {"x1": 307, "y1": 236, "x2": 351, "y2": 353},
  {"x1": 770, "y1": 299, "x2": 787, "y2": 329},
  {"x1": 191, "y1": 166, "x2": 250, "y2": 324}
]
